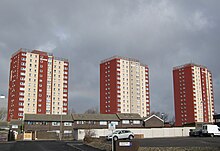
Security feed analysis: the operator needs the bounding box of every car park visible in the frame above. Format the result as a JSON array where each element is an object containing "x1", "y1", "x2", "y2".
[{"x1": 106, "y1": 130, "x2": 134, "y2": 141}]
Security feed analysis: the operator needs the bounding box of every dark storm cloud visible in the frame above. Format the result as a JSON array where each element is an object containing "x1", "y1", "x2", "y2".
[{"x1": 1, "y1": 0, "x2": 220, "y2": 117}]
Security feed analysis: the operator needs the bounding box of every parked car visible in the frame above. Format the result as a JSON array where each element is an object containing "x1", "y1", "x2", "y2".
[
  {"x1": 106, "y1": 130, "x2": 134, "y2": 141},
  {"x1": 189, "y1": 129, "x2": 203, "y2": 137}
]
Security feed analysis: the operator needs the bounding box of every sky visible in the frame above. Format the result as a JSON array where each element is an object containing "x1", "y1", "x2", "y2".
[{"x1": 0, "y1": 0, "x2": 220, "y2": 119}]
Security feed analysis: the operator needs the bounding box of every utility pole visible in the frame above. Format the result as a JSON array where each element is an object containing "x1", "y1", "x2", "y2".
[{"x1": 60, "y1": 107, "x2": 63, "y2": 141}]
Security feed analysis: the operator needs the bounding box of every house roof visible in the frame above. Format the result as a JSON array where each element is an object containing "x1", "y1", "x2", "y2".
[
  {"x1": 0, "y1": 121, "x2": 8, "y2": 127},
  {"x1": 143, "y1": 114, "x2": 164, "y2": 122},
  {"x1": 72, "y1": 114, "x2": 119, "y2": 121},
  {"x1": 9, "y1": 119, "x2": 23, "y2": 125},
  {"x1": 24, "y1": 114, "x2": 73, "y2": 122},
  {"x1": 116, "y1": 113, "x2": 142, "y2": 120}
]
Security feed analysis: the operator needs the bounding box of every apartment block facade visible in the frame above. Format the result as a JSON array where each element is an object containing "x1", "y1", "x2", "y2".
[
  {"x1": 8, "y1": 48, "x2": 69, "y2": 121},
  {"x1": 100, "y1": 56, "x2": 150, "y2": 117},
  {"x1": 173, "y1": 63, "x2": 214, "y2": 126}
]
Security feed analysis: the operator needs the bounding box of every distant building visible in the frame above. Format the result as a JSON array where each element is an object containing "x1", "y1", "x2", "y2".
[
  {"x1": 173, "y1": 63, "x2": 214, "y2": 126},
  {"x1": 213, "y1": 114, "x2": 220, "y2": 127},
  {"x1": 0, "y1": 95, "x2": 7, "y2": 109},
  {"x1": 8, "y1": 48, "x2": 69, "y2": 121},
  {"x1": 100, "y1": 56, "x2": 150, "y2": 117}
]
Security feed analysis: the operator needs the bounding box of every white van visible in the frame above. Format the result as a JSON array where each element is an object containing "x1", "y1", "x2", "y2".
[{"x1": 202, "y1": 124, "x2": 220, "y2": 137}]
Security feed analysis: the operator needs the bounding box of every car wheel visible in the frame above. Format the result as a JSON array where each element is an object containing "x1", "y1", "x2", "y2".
[
  {"x1": 210, "y1": 134, "x2": 214, "y2": 137},
  {"x1": 113, "y1": 136, "x2": 118, "y2": 141},
  {"x1": 129, "y1": 135, "x2": 134, "y2": 140}
]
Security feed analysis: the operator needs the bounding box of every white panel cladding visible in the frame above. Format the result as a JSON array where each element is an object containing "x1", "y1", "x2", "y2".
[
  {"x1": 140, "y1": 66, "x2": 147, "y2": 117},
  {"x1": 23, "y1": 52, "x2": 39, "y2": 114},
  {"x1": 46, "y1": 56, "x2": 53, "y2": 114},
  {"x1": 118, "y1": 58, "x2": 148, "y2": 117},
  {"x1": 51, "y1": 59, "x2": 65, "y2": 114},
  {"x1": 192, "y1": 66, "x2": 214, "y2": 123},
  {"x1": 207, "y1": 71, "x2": 214, "y2": 122},
  {"x1": 119, "y1": 59, "x2": 130, "y2": 113},
  {"x1": 193, "y1": 66, "x2": 203, "y2": 122}
]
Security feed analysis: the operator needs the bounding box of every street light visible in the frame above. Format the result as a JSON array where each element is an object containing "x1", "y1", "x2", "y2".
[
  {"x1": 161, "y1": 113, "x2": 165, "y2": 126},
  {"x1": 59, "y1": 107, "x2": 63, "y2": 141}
]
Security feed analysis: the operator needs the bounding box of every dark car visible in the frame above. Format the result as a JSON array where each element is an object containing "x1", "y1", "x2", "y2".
[{"x1": 189, "y1": 129, "x2": 203, "y2": 137}]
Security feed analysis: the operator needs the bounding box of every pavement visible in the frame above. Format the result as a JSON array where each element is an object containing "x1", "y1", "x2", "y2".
[
  {"x1": 0, "y1": 141, "x2": 102, "y2": 151},
  {"x1": 1, "y1": 137, "x2": 220, "y2": 151},
  {"x1": 67, "y1": 141, "x2": 102, "y2": 151},
  {"x1": 138, "y1": 137, "x2": 220, "y2": 147}
]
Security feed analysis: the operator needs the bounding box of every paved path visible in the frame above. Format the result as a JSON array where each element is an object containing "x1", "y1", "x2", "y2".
[
  {"x1": 0, "y1": 141, "x2": 101, "y2": 151},
  {"x1": 67, "y1": 141, "x2": 102, "y2": 151}
]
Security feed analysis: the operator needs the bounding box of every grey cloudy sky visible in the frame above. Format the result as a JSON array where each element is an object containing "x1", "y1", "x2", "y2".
[{"x1": 0, "y1": 0, "x2": 220, "y2": 118}]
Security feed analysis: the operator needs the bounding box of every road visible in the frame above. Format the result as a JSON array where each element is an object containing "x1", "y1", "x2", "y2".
[
  {"x1": 0, "y1": 141, "x2": 101, "y2": 151},
  {"x1": 138, "y1": 137, "x2": 220, "y2": 147},
  {"x1": 1, "y1": 137, "x2": 220, "y2": 151}
]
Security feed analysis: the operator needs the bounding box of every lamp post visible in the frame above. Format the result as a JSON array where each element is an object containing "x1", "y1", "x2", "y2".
[
  {"x1": 161, "y1": 113, "x2": 165, "y2": 126},
  {"x1": 60, "y1": 107, "x2": 63, "y2": 141}
]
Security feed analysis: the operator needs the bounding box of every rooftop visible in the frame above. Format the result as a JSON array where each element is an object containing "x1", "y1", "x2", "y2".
[
  {"x1": 72, "y1": 114, "x2": 119, "y2": 121},
  {"x1": 24, "y1": 114, "x2": 73, "y2": 122},
  {"x1": 116, "y1": 113, "x2": 142, "y2": 120},
  {"x1": 23, "y1": 113, "x2": 143, "y2": 121},
  {"x1": 101, "y1": 55, "x2": 148, "y2": 67},
  {"x1": 12, "y1": 48, "x2": 68, "y2": 62},
  {"x1": 173, "y1": 63, "x2": 208, "y2": 70}
]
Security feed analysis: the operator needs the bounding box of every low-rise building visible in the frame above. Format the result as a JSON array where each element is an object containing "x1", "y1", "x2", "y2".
[
  {"x1": 143, "y1": 115, "x2": 164, "y2": 128},
  {"x1": 72, "y1": 114, "x2": 119, "y2": 129},
  {"x1": 116, "y1": 113, "x2": 143, "y2": 128},
  {"x1": 24, "y1": 114, "x2": 73, "y2": 140},
  {"x1": 22, "y1": 113, "x2": 167, "y2": 140}
]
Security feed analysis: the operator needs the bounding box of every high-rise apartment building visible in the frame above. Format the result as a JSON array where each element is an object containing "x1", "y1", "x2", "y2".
[
  {"x1": 173, "y1": 63, "x2": 214, "y2": 126},
  {"x1": 8, "y1": 48, "x2": 69, "y2": 121},
  {"x1": 100, "y1": 56, "x2": 150, "y2": 117}
]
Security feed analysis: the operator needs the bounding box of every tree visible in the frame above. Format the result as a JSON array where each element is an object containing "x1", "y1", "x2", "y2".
[
  {"x1": 169, "y1": 116, "x2": 175, "y2": 125},
  {"x1": 150, "y1": 111, "x2": 169, "y2": 122},
  {"x1": 68, "y1": 108, "x2": 76, "y2": 114},
  {"x1": 84, "y1": 106, "x2": 99, "y2": 114},
  {"x1": 0, "y1": 107, "x2": 7, "y2": 121}
]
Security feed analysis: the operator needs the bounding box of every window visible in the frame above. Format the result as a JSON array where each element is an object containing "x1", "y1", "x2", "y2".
[
  {"x1": 19, "y1": 102, "x2": 24, "y2": 106},
  {"x1": 99, "y1": 121, "x2": 107, "y2": 125},
  {"x1": 52, "y1": 122, "x2": 60, "y2": 126},
  {"x1": 76, "y1": 121, "x2": 84, "y2": 124},
  {"x1": 64, "y1": 122, "x2": 72, "y2": 126},
  {"x1": 122, "y1": 120, "x2": 129, "y2": 124},
  {"x1": 133, "y1": 120, "x2": 141, "y2": 124},
  {"x1": 18, "y1": 108, "x2": 23, "y2": 111}
]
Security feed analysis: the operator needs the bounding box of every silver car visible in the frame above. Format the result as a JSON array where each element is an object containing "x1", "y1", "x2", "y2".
[{"x1": 106, "y1": 130, "x2": 134, "y2": 141}]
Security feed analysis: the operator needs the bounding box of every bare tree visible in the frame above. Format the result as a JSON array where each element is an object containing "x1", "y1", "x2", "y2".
[
  {"x1": 0, "y1": 107, "x2": 7, "y2": 121},
  {"x1": 150, "y1": 111, "x2": 169, "y2": 122},
  {"x1": 169, "y1": 116, "x2": 175, "y2": 125},
  {"x1": 68, "y1": 108, "x2": 76, "y2": 114},
  {"x1": 84, "y1": 106, "x2": 99, "y2": 114}
]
